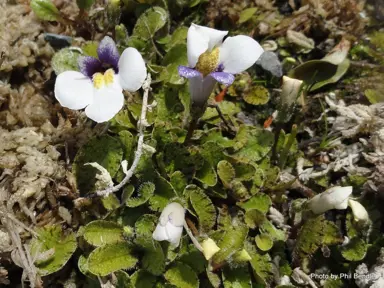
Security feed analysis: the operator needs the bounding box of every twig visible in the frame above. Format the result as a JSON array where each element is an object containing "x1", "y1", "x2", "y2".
[
  {"x1": 183, "y1": 221, "x2": 203, "y2": 252},
  {"x1": 94, "y1": 73, "x2": 152, "y2": 197},
  {"x1": 207, "y1": 103, "x2": 236, "y2": 133}
]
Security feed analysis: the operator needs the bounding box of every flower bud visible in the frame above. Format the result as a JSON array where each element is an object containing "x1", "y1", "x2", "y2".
[
  {"x1": 201, "y1": 238, "x2": 220, "y2": 260},
  {"x1": 348, "y1": 199, "x2": 369, "y2": 223},
  {"x1": 307, "y1": 186, "x2": 353, "y2": 214},
  {"x1": 152, "y1": 202, "x2": 185, "y2": 247}
]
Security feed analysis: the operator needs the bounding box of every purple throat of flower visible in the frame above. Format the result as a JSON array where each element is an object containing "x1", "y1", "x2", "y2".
[
  {"x1": 78, "y1": 37, "x2": 120, "y2": 79},
  {"x1": 177, "y1": 64, "x2": 235, "y2": 86}
]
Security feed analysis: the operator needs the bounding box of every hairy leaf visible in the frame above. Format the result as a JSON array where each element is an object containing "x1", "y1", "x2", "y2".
[{"x1": 83, "y1": 220, "x2": 124, "y2": 247}]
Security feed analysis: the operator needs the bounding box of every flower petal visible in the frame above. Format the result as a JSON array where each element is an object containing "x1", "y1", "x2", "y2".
[
  {"x1": 118, "y1": 47, "x2": 147, "y2": 92},
  {"x1": 54, "y1": 71, "x2": 93, "y2": 110},
  {"x1": 210, "y1": 72, "x2": 235, "y2": 86},
  {"x1": 308, "y1": 186, "x2": 353, "y2": 214},
  {"x1": 78, "y1": 56, "x2": 102, "y2": 79},
  {"x1": 178, "y1": 66, "x2": 202, "y2": 79},
  {"x1": 189, "y1": 75, "x2": 217, "y2": 107},
  {"x1": 152, "y1": 223, "x2": 169, "y2": 242},
  {"x1": 220, "y1": 35, "x2": 264, "y2": 74},
  {"x1": 187, "y1": 24, "x2": 228, "y2": 67},
  {"x1": 97, "y1": 36, "x2": 120, "y2": 70},
  {"x1": 85, "y1": 84, "x2": 124, "y2": 123},
  {"x1": 165, "y1": 222, "x2": 183, "y2": 246}
]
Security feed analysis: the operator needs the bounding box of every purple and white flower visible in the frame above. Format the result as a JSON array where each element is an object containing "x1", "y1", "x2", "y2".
[
  {"x1": 178, "y1": 24, "x2": 264, "y2": 106},
  {"x1": 54, "y1": 36, "x2": 147, "y2": 123}
]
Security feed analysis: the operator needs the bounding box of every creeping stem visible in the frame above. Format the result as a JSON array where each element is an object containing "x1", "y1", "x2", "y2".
[{"x1": 94, "y1": 73, "x2": 152, "y2": 197}]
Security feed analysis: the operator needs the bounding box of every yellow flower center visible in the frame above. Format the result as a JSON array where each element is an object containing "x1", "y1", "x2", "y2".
[
  {"x1": 195, "y1": 48, "x2": 220, "y2": 77},
  {"x1": 92, "y1": 69, "x2": 115, "y2": 89}
]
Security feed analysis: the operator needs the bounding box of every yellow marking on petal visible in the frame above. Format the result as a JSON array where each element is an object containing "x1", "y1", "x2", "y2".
[
  {"x1": 104, "y1": 69, "x2": 115, "y2": 86},
  {"x1": 195, "y1": 47, "x2": 220, "y2": 77},
  {"x1": 93, "y1": 73, "x2": 105, "y2": 89}
]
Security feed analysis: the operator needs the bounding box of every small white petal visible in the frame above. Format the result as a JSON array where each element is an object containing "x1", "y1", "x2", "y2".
[
  {"x1": 165, "y1": 222, "x2": 183, "y2": 246},
  {"x1": 159, "y1": 202, "x2": 185, "y2": 227},
  {"x1": 54, "y1": 71, "x2": 93, "y2": 110},
  {"x1": 118, "y1": 47, "x2": 147, "y2": 92},
  {"x1": 307, "y1": 186, "x2": 353, "y2": 214},
  {"x1": 85, "y1": 84, "x2": 124, "y2": 123},
  {"x1": 152, "y1": 223, "x2": 169, "y2": 242},
  {"x1": 348, "y1": 199, "x2": 369, "y2": 222},
  {"x1": 219, "y1": 35, "x2": 264, "y2": 74},
  {"x1": 189, "y1": 75, "x2": 217, "y2": 107},
  {"x1": 187, "y1": 24, "x2": 228, "y2": 67}
]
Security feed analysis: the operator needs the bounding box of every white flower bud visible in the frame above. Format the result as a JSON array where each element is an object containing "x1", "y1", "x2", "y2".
[
  {"x1": 307, "y1": 186, "x2": 353, "y2": 214},
  {"x1": 152, "y1": 202, "x2": 185, "y2": 247},
  {"x1": 348, "y1": 199, "x2": 369, "y2": 223},
  {"x1": 201, "y1": 238, "x2": 220, "y2": 260}
]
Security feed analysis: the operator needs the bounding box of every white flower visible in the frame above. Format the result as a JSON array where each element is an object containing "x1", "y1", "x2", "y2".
[
  {"x1": 348, "y1": 199, "x2": 369, "y2": 223},
  {"x1": 178, "y1": 24, "x2": 264, "y2": 106},
  {"x1": 152, "y1": 202, "x2": 185, "y2": 247},
  {"x1": 54, "y1": 36, "x2": 147, "y2": 123},
  {"x1": 307, "y1": 186, "x2": 353, "y2": 214},
  {"x1": 201, "y1": 238, "x2": 220, "y2": 260}
]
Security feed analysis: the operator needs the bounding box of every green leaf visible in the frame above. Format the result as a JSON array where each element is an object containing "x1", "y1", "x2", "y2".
[
  {"x1": 118, "y1": 130, "x2": 135, "y2": 162},
  {"x1": 52, "y1": 48, "x2": 81, "y2": 75},
  {"x1": 244, "y1": 209, "x2": 266, "y2": 229},
  {"x1": 294, "y1": 215, "x2": 343, "y2": 261},
  {"x1": 160, "y1": 43, "x2": 188, "y2": 85},
  {"x1": 212, "y1": 226, "x2": 248, "y2": 264},
  {"x1": 149, "y1": 175, "x2": 177, "y2": 211},
  {"x1": 142, "y1": 241, "x2": 166, "y2": 276},
  {"x1": 170, "y1": 171, "x2": 188, "y2": 196},
  {"x1": 83, "y1": 220, "x2": 124, "y2": 247},
  {"x1": 73, "y1": 135, "x2": 123, "y2": 195},
  {"x1": 76, "y1": 0, "x2": 95, "y2": 10},
  {"x1": 133, "y1": 6, "x2": 168, "y2": 40},
  {"x1": 365, "y1": 89, "x2": 384, "y2": 104},
  {"x1": 195, "y1": 161, "x2": 218, "y2": 187},
  {"x1": 125, "y1": 182, "x2": 155, "y2": 207},
  {"x1": 82, "y1": 41, "x2": 98, "y2": 57},
  {"x1": 30, "y1": 225, "x2": 77, "y2": 276},
  {"x1": 223, "y1": 266, "x2": 252, "y2": 288},
  {"x1": 30, "y1": 0, "x2": 60, "y2": 21},
  {"x1": 165, "y1": 262, "x2": 199, "y2": 288},
  {"x1": 166, "y1": 26, "x2": 188, "y2": 50},
  {"x1": 243, "y1": 85, "x2": 270, "y2": 105},
  {"x1": 341, "y1": 238, "x2": 367, "y2": 261},
  {"x1": 238, "y1": 7, "x2": 258, "y2": 24},
  {"x1": 217, "y1": 160, "x2": 235, "y2": 188},
  {"x1": 248, "y1": 248, "x2": 273, "y2": 285},
  {"x1": 255, "y1": 234, "x2": 274, "y2": 251},
  {"x1": 131, "y1": 270, "x2": 157, "y2": 288},
  {"x1": 237, "y1": 194, "x2": 272, "y2": 214},
  {"x1": 288, "y1": 59, "x2": 350, "y2": 91},
  {"x1": 189, "y1": 186, "x2": 216, "y2": 231},
  {"x1": 101, "y1": 194, "x2": 120, "y2": 211},
  {"x1": 87, "y1": 243, "x2": 138, "y2": 276},
  {"x1": 115, "y1": 270, "x2": 131, "y2": 288},
  {"x1": 260, "y1": 220, "x2": 286, "y2": 241},
  {"x1": 135, "y1": 214, "x2": 157, "y2": 243},
  {"x1": 233, "y1": 126, "x2": 274, "y2": 162},
  {"x1": 178, "y1": 245, "x2": 206, "y2": 274}
]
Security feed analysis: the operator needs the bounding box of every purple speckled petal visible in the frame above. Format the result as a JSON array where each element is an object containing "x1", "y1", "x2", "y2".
[
  {"x1": 97, "y1": 36, "x2": 120, "y2": 70},
  {"x1": 178, "y1": 66, "x2": 202, "y2": 79},
  {"x1": 209, "y1": 72, "x2": 235, "y2": 86},
  {"x1": 78, "y1": 56, "x2": 102, "y2": 79}
]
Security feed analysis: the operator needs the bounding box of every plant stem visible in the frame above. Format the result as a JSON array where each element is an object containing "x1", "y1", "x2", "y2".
[
  {"x1": 94, "y1": 73, "x2": 152, "y2": 197},
  {"x1": 279, "y1": 124, "x2": 298, "y2": 169}
]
